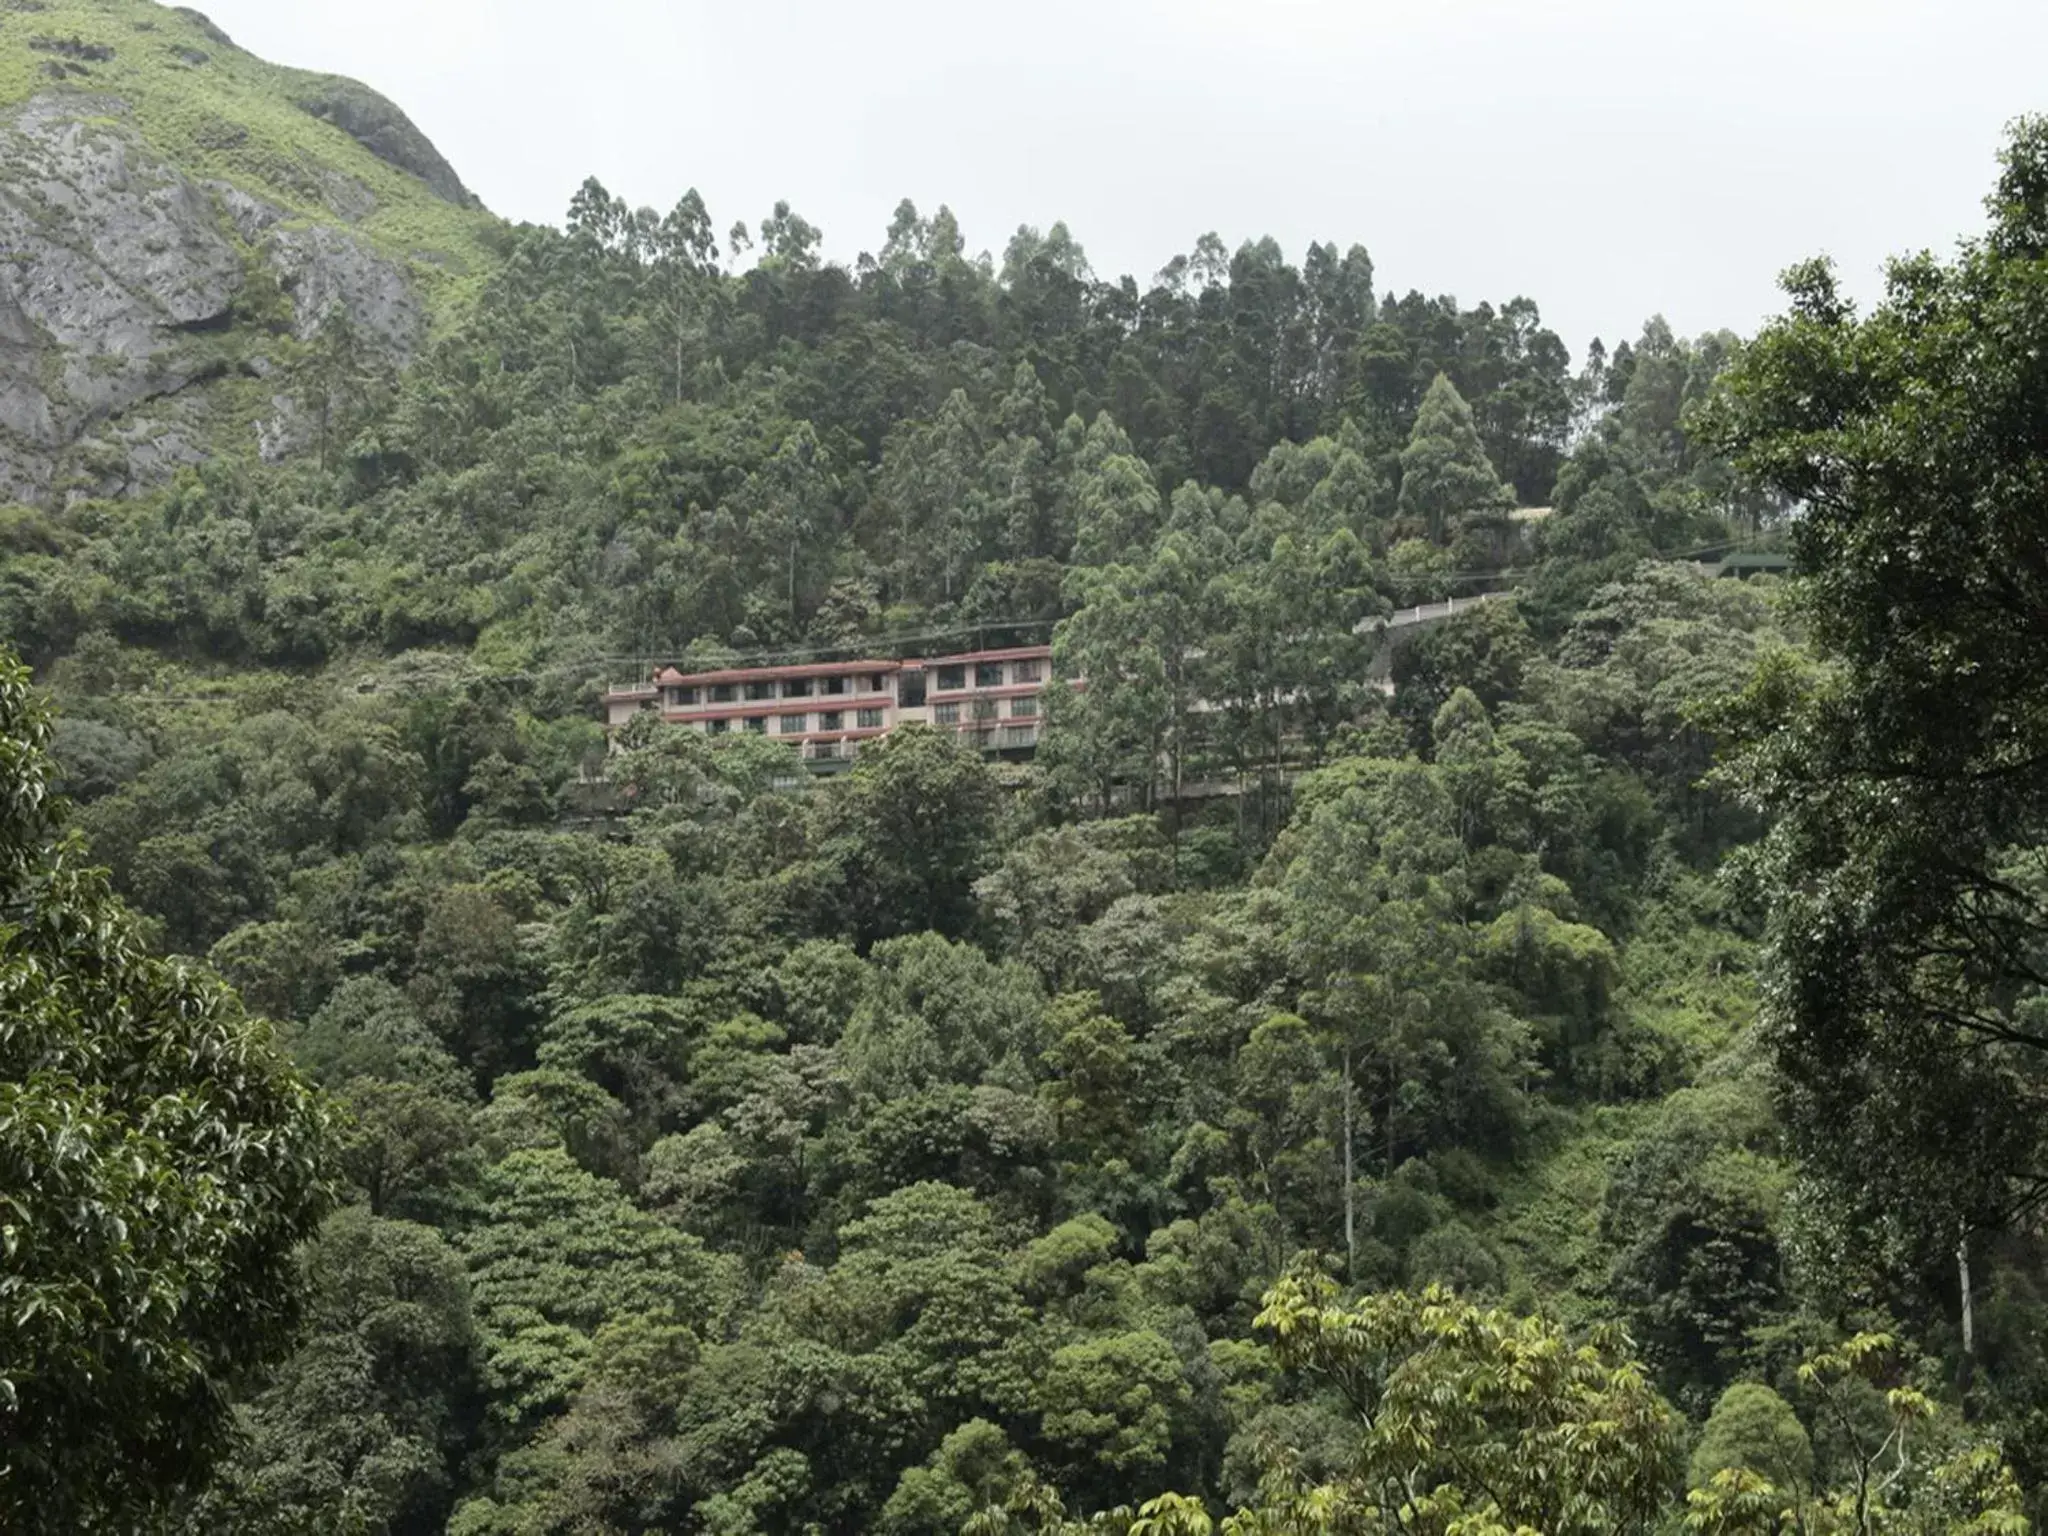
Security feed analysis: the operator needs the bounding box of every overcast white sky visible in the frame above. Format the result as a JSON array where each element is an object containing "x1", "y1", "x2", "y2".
[{"x1": 194, "y1": 0, "x2": 2043, "y2": 360}]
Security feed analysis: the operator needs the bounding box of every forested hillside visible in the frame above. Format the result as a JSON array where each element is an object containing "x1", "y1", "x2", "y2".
[{"x1": 6, "y1": 8, "x2": 2048, "y2": 1534}]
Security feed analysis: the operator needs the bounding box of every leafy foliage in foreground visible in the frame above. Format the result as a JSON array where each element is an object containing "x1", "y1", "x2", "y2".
[
  {"x1": 1709, "y1": 114, "x2": 2048, "y2": 1286},
  {"x1": 0, "y1": 652, "x2": 330, "y2": 1530},
  {"x1": 966, "y1": 1282, "x2": 2023, "y2": 1535}
]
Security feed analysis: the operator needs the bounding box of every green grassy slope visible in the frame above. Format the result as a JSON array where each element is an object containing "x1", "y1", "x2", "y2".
[{"x1": 0, "y1": 0, "x2": 498, "y2": 295}]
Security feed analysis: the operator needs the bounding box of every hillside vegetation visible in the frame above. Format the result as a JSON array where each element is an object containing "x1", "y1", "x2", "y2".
[
  {"x1": 0, "y1": 0, "x2": 485, "y2": 247},
  {"x1": 5, "y1": 14, "x2": 2048, "y2": 1535},
  {"x1": 0, "y1": 0, "x2": 495, "y2": 503}
]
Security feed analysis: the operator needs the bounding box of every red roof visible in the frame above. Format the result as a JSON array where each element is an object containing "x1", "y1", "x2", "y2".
[
  {"x1": 903, "y1": 645, "x2": 1052, "y2": 667},
  {"x1": 648, "y1": 659, "x2": 902, "y2": 688},
  {"x1": 618, "y1": 645, "x2": 1051, "y2": 699}
]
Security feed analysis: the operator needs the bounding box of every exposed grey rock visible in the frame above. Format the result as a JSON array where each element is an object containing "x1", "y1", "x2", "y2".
[
  {"x1": 117, "y1": 423, "x2": 204, "y2": 482},
  {"x1": 292, "y1": 75, "x2": 479, "y2": 209},
  {"x1": 0, "y1": 91, "x2": 241, "y2": 461},
  {"x1": 27, "y1": 35, "x2": 116, "y2": 64},
  {"x1": 0, "y1": 433, "x2": 59, "y2": 508},
  {"x1": 0, "y1": 287, "x2": 56, "y2": 444},
  {"x1": 257, "y1": 392, "x2": 312, "y2": 465},
  {"x1": 171, "y1": 8, "x2": 236, "y2": 50},
  {"x1": 268, "y1": 224, "x2": 422, "y2": 357},
  {"x1": 0, "y1": 92, "x2": 423, "y2": 504},
  {"x1": 208, "y1": 180, "x2": 285, "y2": 243},
  {"x1": 72, "y1": 394, "x2": 211, "y2": 498},
  {"x1": 314, "y1": 166, "x2": 377, "y2": 224}
]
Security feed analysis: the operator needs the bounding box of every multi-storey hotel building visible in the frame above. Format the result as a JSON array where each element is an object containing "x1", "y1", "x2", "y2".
[{"x1": 604, "y1": 646, "x2": 1052, "y2": 767}]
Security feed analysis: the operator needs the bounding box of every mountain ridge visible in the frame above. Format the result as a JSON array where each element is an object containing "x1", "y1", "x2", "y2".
[{"x1": 0, "y1": 0, "x2": 498, "y2": 504}]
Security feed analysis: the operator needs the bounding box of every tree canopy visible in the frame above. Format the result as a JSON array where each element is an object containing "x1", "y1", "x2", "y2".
[
  {"x1": 12, "y1": 101, "x2": 2048, "y2": 1536},
  {"x1": 0, "y1": 652, "x2": 331, "y2": 1529}
]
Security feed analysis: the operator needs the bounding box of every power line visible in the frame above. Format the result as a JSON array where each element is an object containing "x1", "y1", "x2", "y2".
[
  {"x1": 96, "y1": 542, "x2": 1783, "y2": 703},
  {"x1": 535, "y1": 617, "x2": 1059, "y2": 684}
]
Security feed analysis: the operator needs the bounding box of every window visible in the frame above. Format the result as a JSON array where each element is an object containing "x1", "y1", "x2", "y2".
[
  {"x1": 1009, "y1": 696, "x2": 1038, "y2": 718},
  {"x1": 976, "y1": 662, "x2": 1003, "y2": 688},
  {"x1": 819, "y1": 712, "x2": 844, "y2": 732},
  {"x1": 935, "y1": 665, "x2": 965, "y2": 691},
  {"x1": 822, "y1": 675, "x2": 848, "y2": 696},
  {"x1": 780, "y1": 714, "x2": 808, "y2": 734},
  {"x1": 1013, "y1": 659, "x2": 1043, "y2": 684},
  {"x1": 710, "y1": 683, "x2": 736, "y2": 703},
  {"x1": 866, "y1": 673, "x2": 889, "y2": 695},
  {"x1": 1002, "y1": 725, "x2": 1037, "y2": 748},
  {"x1": 744, "y1": 716, "x2": 767, "y2": 734},
  {"x1": 783, "y1": 677, "x2": 813, "y2": 699},
  {"x1": 664, "y1": 685, "x2": 698, "y2": 708},
  {"x1": 810, "y1": 740, "x2": 839, "y2": 760},
  {"x1": 972, "y1": 698, "x2": 999, "y2": 722},
  {"x1": 706, "y1": 718, "x2": 729, "y2": 735},
  {"x1": 934, "y1": 702, "x2": 961, "y2": 725},
  {"x1": 899, "y1": 671, "x2": 927, "y2": 708},
  {"x1": 745, "y1": 681, "x2": 775, "y2": 701},
  {"x1": 856, "y1": 708, "x2": 884, "y2": 730}
]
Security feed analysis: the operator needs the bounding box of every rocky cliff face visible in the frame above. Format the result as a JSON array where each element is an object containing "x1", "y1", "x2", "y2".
[
  {"x1": 0, "y1": 2, "x2": 493, "y2": 504},
  {"x1": 290, "y1": 74, "x2": 481, "y2": 212}
]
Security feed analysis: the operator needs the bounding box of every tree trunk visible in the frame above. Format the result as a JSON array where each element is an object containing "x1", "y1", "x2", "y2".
[
  {"x1": 1343, "y1": 1043, "x2": 1357, "y2": 1281},
  {"x1": 1958, "y1": 1227, "x2": 1976, "y2": 1405}
]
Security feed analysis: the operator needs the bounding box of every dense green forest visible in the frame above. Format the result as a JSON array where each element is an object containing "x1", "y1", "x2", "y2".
[{"x1": 6, "y1": 9, "x2": 2048, "y2": 1530}]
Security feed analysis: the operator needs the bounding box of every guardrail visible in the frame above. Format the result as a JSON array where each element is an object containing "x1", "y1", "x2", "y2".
[{"x1": 1357, "y1": 590, "x2": 1506, "y2": 636}]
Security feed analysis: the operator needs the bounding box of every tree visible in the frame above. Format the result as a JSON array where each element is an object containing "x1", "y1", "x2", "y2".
[
  {"x1": 645, "y1": 188, "x2": 720, "y2": 404},
  {"x1": 819, "y1": 724, "x2": 1001, "y2": 945},
  {"x1": 1277, "y1": 759, "x2": 1534, "y2": 1269},
  {"x1": 291, "y1": 303, "x2": 391, "y2": 475},
  {"x1": 1682, "y1": 1335, "x2": 2026, "y2": 1535},
  {"x1": 1705, "y1": 117, "x2": 2048, "y2": 1306},
  {"x1": 757, "y1": 199, "x2": 824, "y2": 271},
  {"x1": 1689, "y1": 1382, "x2": 1812, "y2": 1493},
  {"x1": 881, "y1": 1419, "x2": 1033, "y2": 1535},
  {"x1": 185, "y1": 1209, "x2": 482, "y2": 1535},
  {"x1": 1035, "y1": 1330, "x2": 1194, "y2": 1501},
  {"x1": 970, "y1": 1299, "x2": 2028, "y2": 1536},
  {"x1": 974, "y1": 819, "x2": 1165, "y2": 992},
  {"x1": 0, "y1": 654, "x2": 331, "y2": 1530},
  {"x1": 1044, "y1": 563, "x2": 1172, "y2": 814},
  {"x1": 837, "y1": 932, "x2": 1045, "y2": 1100},
  {"x1": 871, "y1": 390, "x2": 993, "y2": 603},
  {"x1": 460, "y1": 1147, "x2": 737, "y2": 1437},
  {"x1": 1394, "y1": 372, "x2": 1514, "y2": 550},
  {"x1": 1244, "y1": 1269, "x2": 1680, "y2": 1534},
  {"x1": 1039, "y1": 993, "x2": 1141, "y2": 1169},
  {"x1": 333, "y1": 1076, "x2": 477, "y2": 1220},
  {"x1": 446, "y1": 1311, "x2": 704, "y2": 1534},
  {"x1": 973, "y1": 1268, "x2": 1681, "y2": 1535},
  {"x1": 1389, "y1": 597, "x2": 1534, "y2": 743},
  {"x1": 1602, "y1": 1080, "x2": 1790, "y2": 1413}
]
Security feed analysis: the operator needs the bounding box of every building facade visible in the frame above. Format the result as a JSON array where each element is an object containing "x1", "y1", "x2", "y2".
[{"x1": 604, "y1": 646, "x2": 1052, "y2": 766}]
